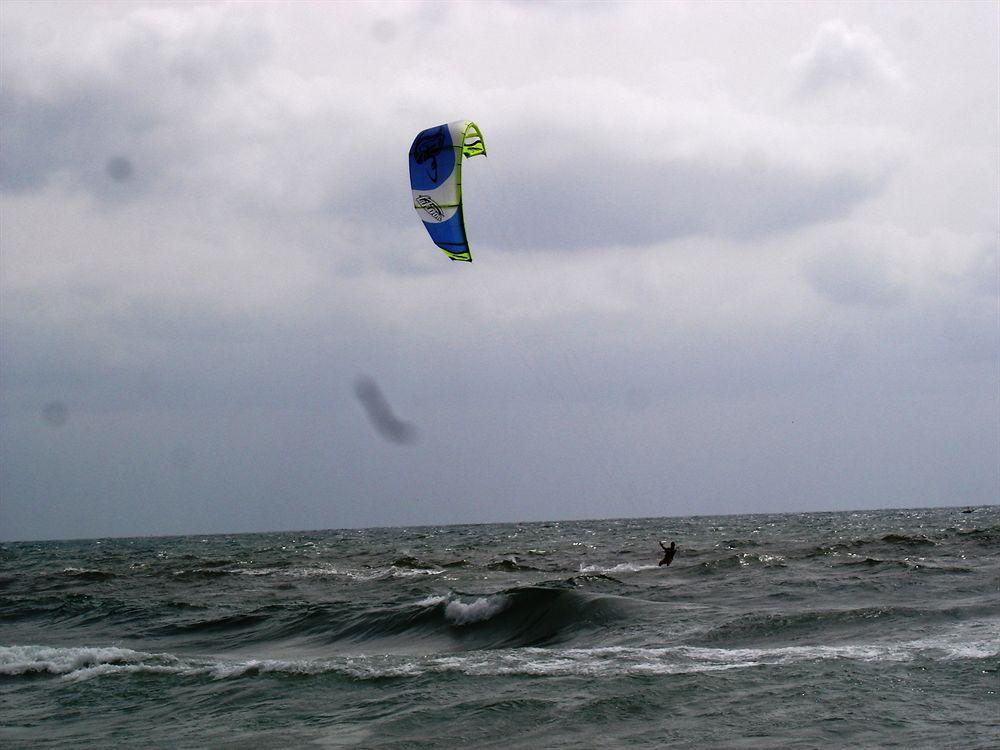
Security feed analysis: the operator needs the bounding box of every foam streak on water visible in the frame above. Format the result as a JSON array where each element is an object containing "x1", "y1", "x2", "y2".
[{"x1": 1, "y1": 506, "x2": 998, "y2": 749}]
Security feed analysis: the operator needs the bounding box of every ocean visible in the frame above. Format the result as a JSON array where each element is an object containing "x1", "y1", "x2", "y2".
[{"x1": 1, "y1": 506, "x2": 997, "y2": 749}]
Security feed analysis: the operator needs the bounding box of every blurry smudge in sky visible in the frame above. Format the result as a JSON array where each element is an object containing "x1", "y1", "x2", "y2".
[
  {"x1": 41, "y1": 401, "x2": 69, "y2": 427},
  {"x1": 353, "y1": 376, "x2": 418, "y2": 445},
  {"x1": 106, "y1": 156, "x2": 134, "y2": 182}
]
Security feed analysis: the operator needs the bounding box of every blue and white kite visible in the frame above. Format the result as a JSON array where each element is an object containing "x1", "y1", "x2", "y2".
[{"x1": 408, "y1": 120, "x2": 486, "y2": 262}]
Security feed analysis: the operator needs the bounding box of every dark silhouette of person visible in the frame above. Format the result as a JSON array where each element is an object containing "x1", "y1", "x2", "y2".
[{"x1": 659, "y1": 541, "x2": 676, "y2": 567}]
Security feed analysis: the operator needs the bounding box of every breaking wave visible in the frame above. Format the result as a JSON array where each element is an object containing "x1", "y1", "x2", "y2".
[{"x1": 5, "y1": 628, "x2": 995, "y2": 684}]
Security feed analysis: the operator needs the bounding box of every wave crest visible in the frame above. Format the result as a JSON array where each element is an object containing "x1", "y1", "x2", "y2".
[{"x1": 4, "y1": 630, "x2": 995, "y2": 684}]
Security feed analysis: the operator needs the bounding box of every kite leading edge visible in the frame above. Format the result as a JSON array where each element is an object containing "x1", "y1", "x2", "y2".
[{"x1": 408, "y1": 120, "x2": 486, "y2": 262}]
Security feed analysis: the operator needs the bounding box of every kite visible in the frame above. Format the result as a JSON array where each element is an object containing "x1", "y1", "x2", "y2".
[{"x1": 408, "y1": 120, "x2": 486, "y2": 262}]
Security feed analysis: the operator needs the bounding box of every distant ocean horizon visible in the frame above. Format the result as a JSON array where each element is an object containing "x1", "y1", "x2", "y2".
[
  {"x1": 2, "y1": 504, "x2": 997, "y2": 748},
  {"x1": 5, "y1": 501, "x2": 992, "y2": 544}
]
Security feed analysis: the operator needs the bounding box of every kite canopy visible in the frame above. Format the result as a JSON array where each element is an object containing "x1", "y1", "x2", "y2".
[{"x1": 408, "y1": 120, "x2": 486, "y2": 262}]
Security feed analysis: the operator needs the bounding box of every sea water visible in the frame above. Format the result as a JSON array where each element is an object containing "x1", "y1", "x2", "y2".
[{"x1": 2, "y1": 506, "x2": 997, "y2": 748}]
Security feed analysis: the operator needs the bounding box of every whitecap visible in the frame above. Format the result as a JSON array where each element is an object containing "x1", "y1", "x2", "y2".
[
  {"x1": 0, "y1": 645, "x2": 181, "y2": 679},
  {"x1": 443, "y1": 594, "x2": 511, "y2": 625},
  {"x1": 413, "y1": 595, "x2": 448, "y2": 608},
  {"x1": 578, "y1": 562, "x2": 658, "y2": 574}
]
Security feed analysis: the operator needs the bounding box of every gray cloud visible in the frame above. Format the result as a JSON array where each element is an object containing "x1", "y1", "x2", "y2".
[
  {"x1": 41, "y1": 401, "x2": 69, "y2": 427},
  {"x1": 1, "y1": 7, "x2": 892, "y2": 257},
  {"x1": 0, "y1": 4, "x2": 271, "y2": 198},
  {"x1": 480, "y1": 154, "x2": 883, "y2": 251},
  {"x1": 0, "y1": 2, "x2": 996, "y2": 540},
  {"x1": 968, "y1": 240, "x2": 999, "y2": 298},
  {"x1": 804, "y1": 246, "x2": 907, "y2": 308}
]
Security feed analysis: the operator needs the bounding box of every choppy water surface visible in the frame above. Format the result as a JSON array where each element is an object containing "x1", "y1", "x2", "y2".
[{"x1": 2, "y1": 506, "x2": 998, "y2": 748}]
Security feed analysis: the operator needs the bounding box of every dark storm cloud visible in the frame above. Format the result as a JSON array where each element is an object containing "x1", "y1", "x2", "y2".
[
  {"x1": 479, "y1": 153, "x2": 884, "y2": 251},
  {"x1": 353, "y1": 376, "x2": 418, "y2": 445},
  {"x1": 804, "y1": 247, "x2": 907, "y2": 307},
  {"x1": 0, "y1": 6, "x2": 271, "y2": 197},
  {"x1": 106, "y1": 156, "x2": 134, "y2": 182},
  {"x1": 0, "y1": 92, "x2": 144, "y2": 196},
  {"x1": 41, "y1": 401, "x2": 69, "y2": 427},
  {"x1": 1, "y1": 8, "x2": 885, "y2": 260}
]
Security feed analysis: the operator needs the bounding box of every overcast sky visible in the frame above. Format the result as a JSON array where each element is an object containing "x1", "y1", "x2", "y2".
[{"x1": 1, "y1": 1, "x2": 997, "y2": 541}]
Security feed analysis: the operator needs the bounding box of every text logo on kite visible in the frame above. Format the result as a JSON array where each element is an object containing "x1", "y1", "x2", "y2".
[{"x1": 416, "y1": 195, "x2": 445, "y2": 222}]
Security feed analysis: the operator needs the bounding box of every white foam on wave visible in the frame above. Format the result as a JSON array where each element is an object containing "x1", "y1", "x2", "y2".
[
  {"x1": 0, "y1": 645, "x2": 180, "y2": 679},
  {"x1": 409, "y1": 593, "x2": 512, "y2": 624},
  {"x1": 737, "y1": 553, "x2": 786, "y2": 567},
  {"x1": 431, "y1": 646, "x2": 763, "y2": 677},
  {"x1": 443, "y1": 594, "x2": 511, "y2": 625},
  {"x1": 414, "y1": 595, "x2": 448, "y2": 608},
  {"x1": 420, "y1": 634, "x2": 1000, "y2": 677},
  {"x1": 187, "y1": 565, "x2": 444, "y2": 581},
  {"x1": 0, "y1": 645, "x2": 336, "y2": 683},
  {"x1": 6, "y1": 618, "x2": 995, "y2": 683},
  {"x1": 905, "y1": 618, "x2": 1000, "y2": 660},
  {"x1": 384, "y1": 566, "x2": 445, "y2": 580},
  {"x1": 578, "y1": 563, "x2": 658, "y2": 574},
  {"x1": 61, "y1": 567, "x2": 107, "y2": 575}
]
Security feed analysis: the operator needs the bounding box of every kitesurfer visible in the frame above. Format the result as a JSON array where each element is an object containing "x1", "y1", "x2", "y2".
[{"x1": 658, "y1": 541, "x2": 676, "y2": 567}]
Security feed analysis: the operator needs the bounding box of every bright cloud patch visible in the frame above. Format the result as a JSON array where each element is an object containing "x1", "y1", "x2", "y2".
[{"x1": 792, "y1": 20, "x2": 906, "y2": 97}]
